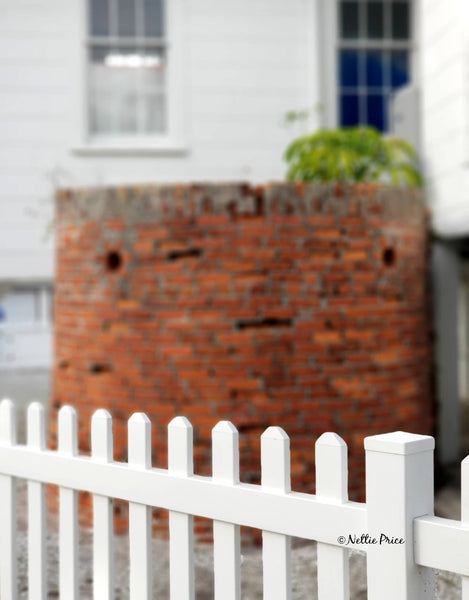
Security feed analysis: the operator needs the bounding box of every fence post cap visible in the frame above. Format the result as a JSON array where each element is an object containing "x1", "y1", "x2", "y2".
[{"x1": 364, "y1": 431, "x2": 434, "y2": 455}]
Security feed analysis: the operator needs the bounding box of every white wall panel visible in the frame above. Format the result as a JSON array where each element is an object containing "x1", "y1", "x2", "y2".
[{"x1": 420, "y1": 0, "x2": 469, "y2": 236}]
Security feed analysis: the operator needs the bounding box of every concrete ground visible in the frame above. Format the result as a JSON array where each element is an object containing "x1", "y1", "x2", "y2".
[{"x1": 12, "y1": 483, "x2": 462, "y2": 599}]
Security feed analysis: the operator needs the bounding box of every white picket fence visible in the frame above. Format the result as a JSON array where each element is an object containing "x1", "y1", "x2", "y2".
[{"x1": 0, "y1": 399, "x2": 469, "y2": 599}]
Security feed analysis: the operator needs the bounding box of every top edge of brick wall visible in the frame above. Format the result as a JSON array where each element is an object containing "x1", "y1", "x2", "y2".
[{"x1": 55, "y1": 181, "x2": 428, "y2": 225}]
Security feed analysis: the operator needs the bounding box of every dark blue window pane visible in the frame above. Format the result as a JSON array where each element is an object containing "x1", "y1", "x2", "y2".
[
  {"x1": 340, "y1": 2, "x2": 359, "y2": 39},
  {"x1": 367, "y1": 94, "x2": 386, "y2": 131},
  {"x1": 392, "y1": 2, "x2": 410, "y2": 40},
  {"x1": 340, "y1": 50, "x2": 360, "y2": 87},
  {"x1": 340, "y1": 94, "x2": 360, "y2": 126},
  {"x1": 391, "y1": 50, "x2": 409, "y2": 88},
  {"x1": 366, "y1": 50, "x2": 385, "y2": 87}
]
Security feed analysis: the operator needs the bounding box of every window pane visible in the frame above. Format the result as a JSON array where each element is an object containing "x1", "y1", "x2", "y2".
[
  {"x1": 117, "y1": 0, "x2": 136, "y2": 37},
  {"x1": 366, "y1": 50, "x2": 385, "y2": 87},
  {"x1": 89, "y1": 45, "x2": 139, "y2": 133},
  {"x1": 367, "y1": 1, "x2": 384, "y2": 39},
  {"x1": 340, "y1": 94, "x2": 360, "y2": 126},
  {"x1": 340, "y1": 1, "x2": 359, "y2": 39},
  {"x1": 340, "y1": 50, "x2": 360, "y2": 87},
  {"x1": 367, "y1": 94, "x2": 386, "y2": 131},
  {"x1": 390, "y1": 50, "x2": 409, "y2": 88},
  {"x1": 2, "y1": 290, "x2": 37, "y2": 323},
  {"x1": 142, "y1": 47, "x2": 166, "y2": 92},
  {"x1": 145, "y1": 94, "x2": 166, "y2": 132},
  {"x1": 90, "y1": 0, "x2": 109, "y2": 36},
  {"x1": 144, "y1": 0, "x2": 165, "y2": 37},
  {"x1": 392, "y1": 2, "x2": 410, "y2": 40}
]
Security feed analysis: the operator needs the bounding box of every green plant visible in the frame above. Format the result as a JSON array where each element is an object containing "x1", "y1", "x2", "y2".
[{"x1": 284, "y1": 126, "x2": 422, "y2": 187}]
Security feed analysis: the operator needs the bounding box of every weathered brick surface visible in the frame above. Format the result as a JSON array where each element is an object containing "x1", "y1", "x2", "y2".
[{"x1": 52, "y1": 182, "x2": 433, "y2": 535}]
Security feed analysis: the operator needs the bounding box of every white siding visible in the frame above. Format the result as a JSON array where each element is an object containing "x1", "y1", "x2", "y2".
[
  {"x1": 0, "y1": 0, "x2": 320, "y2": 281},
  {"x1": 420, "y1": 0, "x2": 469, "y2": 236}
]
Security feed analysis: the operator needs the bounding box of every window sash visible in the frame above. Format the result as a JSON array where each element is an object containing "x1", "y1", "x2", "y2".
[
  {"x1": 337, "y1": 0, "x2": 412, "y2": 131},
  {"x1": 87, "y1": 0, "x2": 167, "y2": 137}
]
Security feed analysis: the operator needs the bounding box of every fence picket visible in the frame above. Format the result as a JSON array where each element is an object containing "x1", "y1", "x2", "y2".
[
  {"x1": 462, "y1": 455, "x2": 469, "y2": 598},
  {"x1": 315, "y1": 432, "x2": 349, "y2": 599},
  {"x1": 261, "y1": 426, "x2": 291, "y2": 600},
  {"x1": 27, "y1": 402, "x2": 47, "y2": 600},
  {"x1": 168, "y1": 416, "x2": 195, "y2": 600},
  {"x1": 0, "y1": 399, "x2": 17, "y2": 600},
  {"x1": 128, "y1": 413, "x2": 152, "y2": 600},
  {"x1": 212, "y1": 421, "x2": 241, "y2": 600},
  {"x1": 58, "y1": 406, "x2": 79, "y2": 600},
  {"x1": 91, "y1": 410, "x2": 114, "y2": 600}
]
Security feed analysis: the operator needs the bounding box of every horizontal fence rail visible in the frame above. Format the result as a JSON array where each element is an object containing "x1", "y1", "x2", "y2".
[{"x1": 0, "y1": 399, "x2": 467, "y2": 599}]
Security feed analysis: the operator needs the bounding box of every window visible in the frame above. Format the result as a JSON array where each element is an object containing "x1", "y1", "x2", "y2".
[
  {"x1": 0, "y1": 286, "x2": 53, "y2": 325},
  {"x1": 338, "y1": 0, "x2": 412, "y2": 132},
  {"x1": 87, "y1": 0, "x2": 168, "y2": 137}
]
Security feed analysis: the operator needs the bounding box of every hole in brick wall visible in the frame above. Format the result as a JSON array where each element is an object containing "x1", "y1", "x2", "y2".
[
  {"x1": 58, "y1": 360, "x2": 69, "y2": 370},
  {"x1": 236, "y1": 318, "x2": 292, "y2": 329},
  {"x1": 237, "y1": 423, "x2": 267, "y2": 434},
  {"x1": 255, "y1": 191, "x2": 265, "y2": 216},
  {"x1": 236, "y1": 318, "x2": 292, "y2": 330},
  {"x1": 167, "y1": 248, "x2": 203, "y2": 261},
  {"x1": 383, "y1": 247, "x2": 396, "y2": 267},
  {"x1": 89, "y1": 363, "x2": 112, "y2": 374},
  {"x1": 106, "y1": 250, "x2": 122, "y2": 272}
]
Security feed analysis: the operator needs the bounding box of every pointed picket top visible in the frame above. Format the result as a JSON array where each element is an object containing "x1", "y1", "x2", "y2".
[
  {"x1": 316, "y1": 432, "x2": 346, "y2": 447},
  {"x1": 27, "y1": 402, "x2": 46, "y2": 450},
  {"x1": 0, "y1": 399, "x2": 16, "y2": 445},
  {"x1": 261, "y1": 426, "x2": 290, "y2": 493},
  {"x1": 212, "y1": 421, "x2": 239, "y2": 485},
  {"x1": 58, "y1": 406, "x2": 78, "y2": 455},
  {"x1": 92, "y1": 409, "x2": 113, "y2": 462},
  {"x1": 128, "y1": 413, "x2": 151, "y2": 469},
  {"x1": 168, "y1": 417, "x2": 193, "y2": 475},
  {"x1": 315, "y1": 432, "x2": 348, "y2": 502}
]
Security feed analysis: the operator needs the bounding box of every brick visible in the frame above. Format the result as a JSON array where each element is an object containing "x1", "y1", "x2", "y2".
[{"x1": 53, "y1": 182, "x2": 432, "y2": 532}]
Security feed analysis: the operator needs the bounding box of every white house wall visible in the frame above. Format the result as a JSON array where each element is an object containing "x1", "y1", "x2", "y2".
[
  {"x1": 0, "y1": 0, "x2": 320, "y2": 282},
  {"x1": 420, "y1": 0, "x2": 469, "y2": 236}
]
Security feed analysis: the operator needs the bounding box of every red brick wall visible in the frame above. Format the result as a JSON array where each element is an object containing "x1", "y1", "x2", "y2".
[{"x1": 52, "y1": 182, "x2": 433, "y2": 533}]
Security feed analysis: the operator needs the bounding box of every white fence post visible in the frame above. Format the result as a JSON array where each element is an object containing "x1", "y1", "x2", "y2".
[
  {"x1": 0, "y1": 399, "x2": 17, "y2": 600},
  {"x1": 91, "y1": 409, "x2": 114, "y2": 600},
  {"x1": 128, "y1": 413, "x2": 152, "y2": 600},
  {"x1": 261, "y1": 426, "x2": 292, "y2": 600},
  {"x1": 315, "y1": 432, "x2": 349, "y2": 600},
  {"x1": 365, "y1": 432, "x2": 436, "y2": 599},
  {"x1": 212, "y1": 421, "x2": 241, "y2": 600},
  {"x1": 58, "y1": 406, "x2": 79, "y2": 600},
  {"x1": 27, "y1": 402, "x2": 47, "y2": 600},
  {"x1": 461, "y1": 455, "x2": 469, "y2": 598},
  {"x1": 168, "y1": 416, "x2": 195, "y2": 600}
]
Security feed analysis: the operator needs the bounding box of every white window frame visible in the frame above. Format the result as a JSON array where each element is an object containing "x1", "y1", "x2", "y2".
[
  {"x1": 319, "y1": 0, "x2": 418, "y2": 131},
  {"x1": 73, "y1": 0, "x2": 188, "y2": 156}
]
